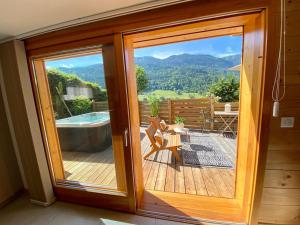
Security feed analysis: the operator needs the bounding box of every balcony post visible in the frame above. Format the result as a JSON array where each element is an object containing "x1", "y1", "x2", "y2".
[
  {"x1": 168, "y1": 99, "x2": 172, "y2": 123},
  {"x1": 210, "y1": 97, "x2": 214, "y2": 131}
]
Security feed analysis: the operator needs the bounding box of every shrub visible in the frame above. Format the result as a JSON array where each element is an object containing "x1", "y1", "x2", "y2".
[
  {"x1": 66, "y1": 97, "x2": 92, "y2": 116},
  {"x1": 209, "y1": 75, "x2": 239, "y2": 102},
  {"x1": 47, "y1": 69, "x2": 107, "y2": 101},
  {"x1": 175, "y1": 116, "x2": 185, "y2": 124},
  {"x1": 147, "y1": 95, "x2": 159, "y2": 117},
  {"x1": 47, "y1": 69, "x2": 107, "y2": 118}
]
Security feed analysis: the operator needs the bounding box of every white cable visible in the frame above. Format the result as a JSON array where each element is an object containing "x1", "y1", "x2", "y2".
[
  {"x1": 272, "y1": 0, "x2": 286, "y2": 117},
  {"x1": 272, "y1": 0, "x2": 286, "y2": 102}
]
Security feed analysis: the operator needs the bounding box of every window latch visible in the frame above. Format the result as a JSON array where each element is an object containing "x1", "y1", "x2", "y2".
[{"x1": 124, "y1": 128, "x2": 128, "y2": 148}]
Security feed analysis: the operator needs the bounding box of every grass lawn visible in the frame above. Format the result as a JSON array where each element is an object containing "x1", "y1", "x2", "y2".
[{"x1": 138, "y1": 90, "x2": 204, "y2": 100}]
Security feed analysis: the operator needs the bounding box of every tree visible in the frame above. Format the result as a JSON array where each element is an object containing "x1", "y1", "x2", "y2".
[
  {"x1": 136, "y1": 65, "x2": 149, "y2": 94},
  {"x1": 209, "y1": 75, "x2": 239, "y2": 102}
]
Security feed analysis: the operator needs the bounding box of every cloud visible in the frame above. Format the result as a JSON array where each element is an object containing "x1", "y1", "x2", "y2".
[
  {"x1": 60, "y1": 63, "x2": 74, "y2": 68},
  {"x1": 152, "y1": 51, "x2": 184, "y2": 59},
  {"x1": 226, "y1": 46, "x2": 234, "y2": 53},
  {"x1": 148, "y1": 44, "x2": 225, "y2": 59},
  {"x1": 216, "y1": 53, "x2": 239, "y2": 58},
  {"x1": 215, "y1": 47, "x2": 240, "y2": 58}
]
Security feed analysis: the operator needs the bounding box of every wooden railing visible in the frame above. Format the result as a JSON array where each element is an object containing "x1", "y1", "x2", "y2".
[{"x1": 93, "y1": 98, "x2": 239, "y2": 131}]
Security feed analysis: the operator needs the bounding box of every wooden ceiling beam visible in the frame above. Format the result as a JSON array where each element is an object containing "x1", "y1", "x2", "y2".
[{"x1": 133, "y1": 26, "x2": 242, "y2": 48}]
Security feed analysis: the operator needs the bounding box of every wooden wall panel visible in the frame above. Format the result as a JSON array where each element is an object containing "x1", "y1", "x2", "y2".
[
  {"x1": 266, "y1": 150, "x2": 300, "y2": 170},
  {"x1": 259, "y1": 205, "x2": 300, "y2": 225},
  {"x1": 258, "y1": 0, "x2": 300, "y2": 224},
  {"x1": 0, "y1": 41, "x2": 54, "y2": 205},
  {"x1": 263, "y1": 170, "x2": 300, "y2": 188},
  {"x1": 261, "y1": 188, "x2": 300, "y2": 206}
]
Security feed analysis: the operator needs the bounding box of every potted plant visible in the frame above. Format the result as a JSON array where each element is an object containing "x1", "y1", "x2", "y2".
[
  {"x1": 175, "y1": 116, "x2": 185, "y2": 128},
  {"x1": 147, "y1": 95, "x2": 160, "y2": 124}
]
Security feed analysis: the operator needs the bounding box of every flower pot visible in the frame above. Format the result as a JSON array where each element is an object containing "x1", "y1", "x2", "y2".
[
  {"x1": 176, "y1": 123, "x2": 184, "y2": 128},
  {"x1": 148, "y1": 116, "x2": 159, "y2": 123},
  {"x1": 148, "y1": 116, "x2": 160, "y2": 130}
]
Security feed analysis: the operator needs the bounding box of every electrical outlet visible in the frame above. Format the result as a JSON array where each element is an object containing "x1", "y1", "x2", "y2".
[{"x1": 280, "y1": 117, "x2": 295, "y2": 128}]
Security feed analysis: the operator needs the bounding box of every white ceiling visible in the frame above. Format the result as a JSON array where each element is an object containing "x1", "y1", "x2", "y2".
[{"x1": 0, "y1": 0, "x2": 185, "y2": 41}]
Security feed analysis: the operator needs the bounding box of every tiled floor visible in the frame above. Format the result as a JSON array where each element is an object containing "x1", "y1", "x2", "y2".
[{"x1": 0, "y1": 195, "x2": 187, "y2": 225}]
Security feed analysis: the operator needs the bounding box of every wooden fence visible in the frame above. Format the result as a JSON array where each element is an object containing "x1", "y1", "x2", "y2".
[
  {"x1": 93, "y1": 101, "x2": 109, "y2": 112},
  {"x1": 93, "y1": 98, "x2": 239, "y2": 131}
]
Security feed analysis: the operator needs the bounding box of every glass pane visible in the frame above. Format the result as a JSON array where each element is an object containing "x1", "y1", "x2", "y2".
[
  {"x1": 135, "y1": 35, "x2": 242, "y2": 198},
  {"x1": 45, "y1": 51, "x2": 117, "y2": 189}
]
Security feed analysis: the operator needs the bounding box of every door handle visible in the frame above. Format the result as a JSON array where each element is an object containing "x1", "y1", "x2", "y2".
[{"x1": 124, "y1": 128, "x2": 128, "y2": 147}]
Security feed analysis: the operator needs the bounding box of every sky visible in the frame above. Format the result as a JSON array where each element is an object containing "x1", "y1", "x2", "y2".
[
  {"x1": 46, "y1": 54, "x2": 103, "y2": 69},
  {"x1": 135, "y1": 35, "x2": 242, "y2": 59},
  {"x1": 46, "y1": 35, "x2": 242, "y2": 68}
]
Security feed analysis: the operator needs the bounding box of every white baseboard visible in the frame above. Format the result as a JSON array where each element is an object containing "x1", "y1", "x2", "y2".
[{"x1": 30, "y1": 197, "x2": 56, "y2": 207}]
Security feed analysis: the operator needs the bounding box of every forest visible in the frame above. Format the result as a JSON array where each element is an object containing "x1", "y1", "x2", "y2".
[{"x1": 58, "y1": 53, "x2": 241, "y2": 95}]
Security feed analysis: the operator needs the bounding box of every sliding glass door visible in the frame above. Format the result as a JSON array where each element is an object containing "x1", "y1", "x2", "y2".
[
  {"x1": 123, "y1": 12, "x2": 266, "y2": 223},
  {"x1": 31, "y1": 37, "x2": 134, "y2": 211}
]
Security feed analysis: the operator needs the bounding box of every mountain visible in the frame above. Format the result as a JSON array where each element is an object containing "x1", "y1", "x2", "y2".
[
  {"x1": 58, "y1": 64, "x2": 105, "y2": 87},
  {"x1": 56, "y1": 53, "x2": 241, "y2": 93},
  {"x1": 134, "y1": 54, "x2": 241, "y2": 93},
  {"x1": 222, "y1": 54, "x2": 242, "y2": 66}
]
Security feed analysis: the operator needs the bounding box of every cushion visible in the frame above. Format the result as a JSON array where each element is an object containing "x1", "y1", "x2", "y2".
[{"x1": 160, "y1": 120, "x2": 167, "y2": 131}]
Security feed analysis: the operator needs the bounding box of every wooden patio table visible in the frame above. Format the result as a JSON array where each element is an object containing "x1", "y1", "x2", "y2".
[{"x1": 214, "y1": 111, "x2": 239, "y2": 137}]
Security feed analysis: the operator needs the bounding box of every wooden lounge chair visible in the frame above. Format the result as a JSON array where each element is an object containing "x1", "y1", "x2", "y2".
[
  {"x1": 148, "y1": 117, "x2": 176, "y2": 133},
  {"x1": 144, "y1": 124, "x2": 181, "y2": 161}
]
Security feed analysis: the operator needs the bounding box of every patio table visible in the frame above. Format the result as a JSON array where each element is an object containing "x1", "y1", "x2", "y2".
[
  {"x1": 214, "y1": 111, "x2": 239, "y2": 137},
  {"x1": 174, "y1": 127, "x2": 190, "y2": 143}
]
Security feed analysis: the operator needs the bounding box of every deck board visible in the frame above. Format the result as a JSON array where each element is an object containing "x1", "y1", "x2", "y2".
[
  {"x1": 141, "y1": 127, "x2": 236, "y2": 198},
  {"x1": 61, "y1": 128, "x2": 236, "y2": 198},
  {"x1": 62, "y1": 149, "x2": 117, "y2": 189},
  {"x1": 191, "y1": 167, "x2": 208, "y2": 196},
  {"x1": 175, "y1": 163, "x2": 185, "y2": 194},
  {"x1": 155, "y1": 150, "x2": 169, "y2": 191},
  {"x1": 165, "y1": 151, "x2": 176, "y2": 192}
]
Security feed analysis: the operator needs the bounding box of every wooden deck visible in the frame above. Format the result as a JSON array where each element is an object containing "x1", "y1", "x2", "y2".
[
  {"x1": 62, "y1": 128, "x2": 236, "y2": 198},
  {"x1": 141, "y1": 128, "x2": 236, "y2": 198},
  {"x1": 62, "y1": 147, "x2": 117, "y2": 189}
]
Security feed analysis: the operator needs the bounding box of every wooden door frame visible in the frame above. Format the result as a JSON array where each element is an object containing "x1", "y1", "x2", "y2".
[
  {"x1": 27, "y1": 35, "x2": 136, "y2": 212},
  {"x1": 123, "y1": 11, "x2": 267, "y2": 223}
]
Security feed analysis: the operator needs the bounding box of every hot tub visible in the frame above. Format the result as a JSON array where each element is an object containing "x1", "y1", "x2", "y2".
[{"x1": 56, "y1": 112, "x2": 112, "y2": 152}]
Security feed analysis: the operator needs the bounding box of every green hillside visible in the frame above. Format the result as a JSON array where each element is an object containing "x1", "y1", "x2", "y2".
[{"x1": 58, "y1": 53, "x2": 241, "y2": 94}]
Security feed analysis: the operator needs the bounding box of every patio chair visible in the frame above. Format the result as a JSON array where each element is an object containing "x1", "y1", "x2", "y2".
[
  {"x1": 148, "y1": 117, "x2": 176, "y2": 133},
  {"x1": 200, "y1": 109, "x2": 211, "y2": 133},
  {"x1": 144, "y1": 124, "x2": 181, "y2": 161},
  {"x1": 200, "y1": 109, "x2": 221, "y2": 133}
]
